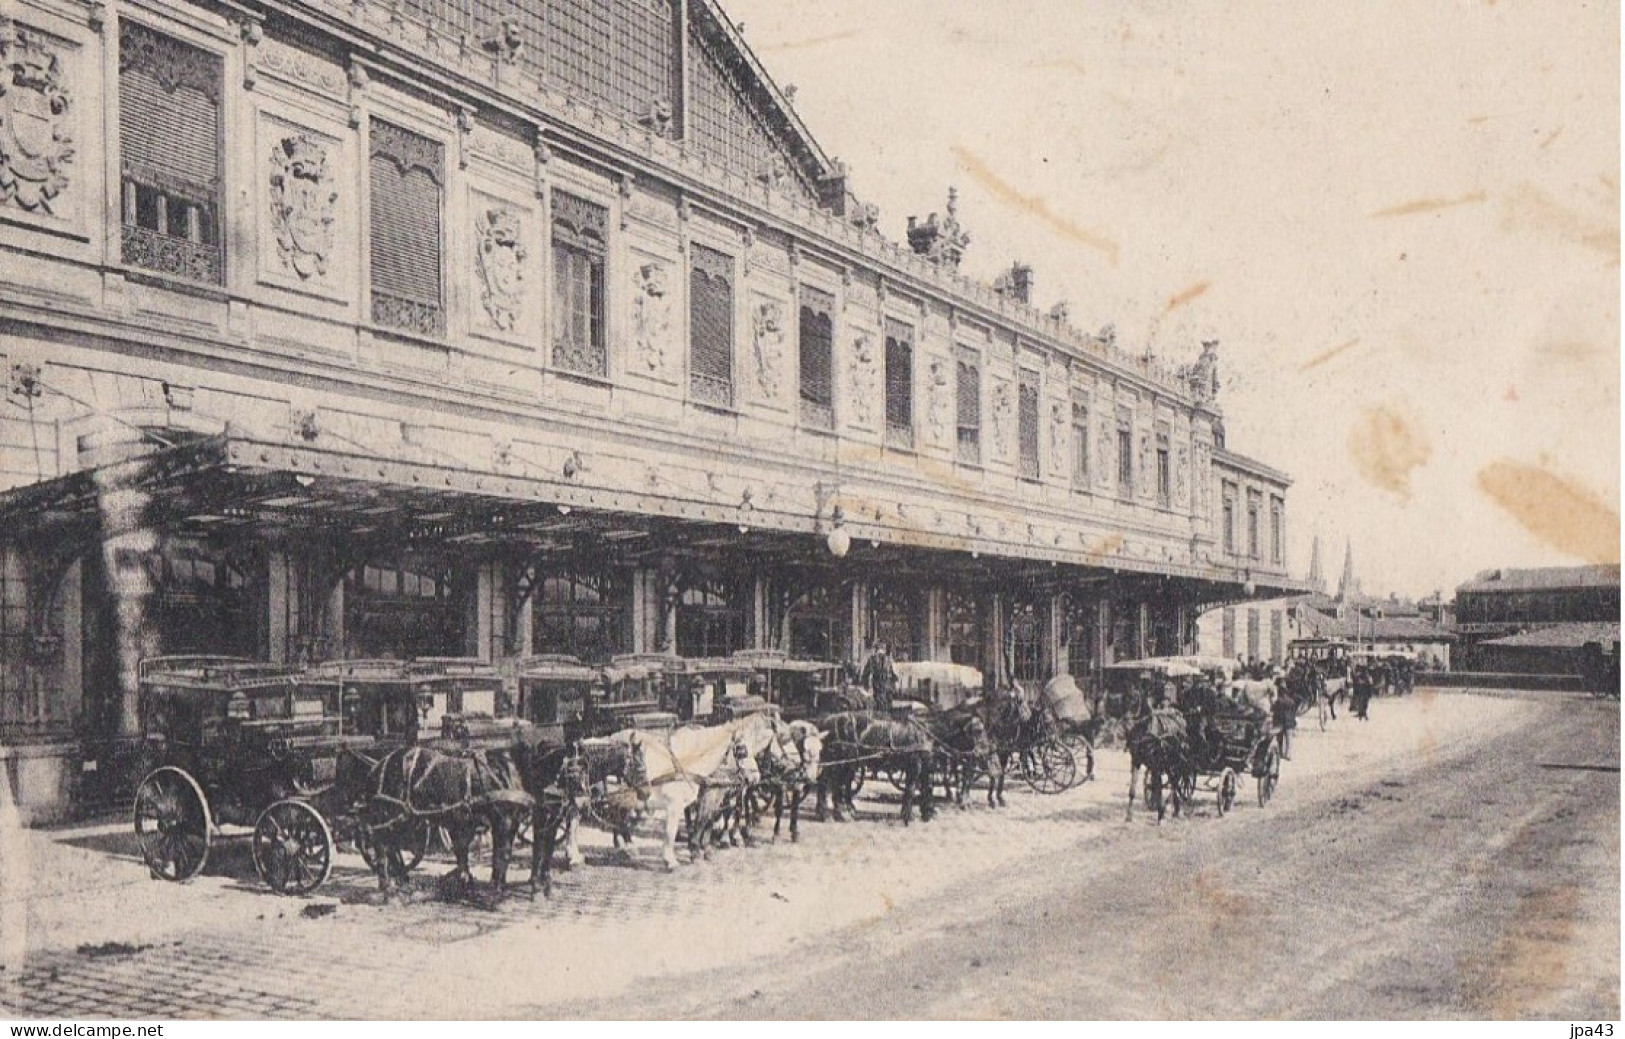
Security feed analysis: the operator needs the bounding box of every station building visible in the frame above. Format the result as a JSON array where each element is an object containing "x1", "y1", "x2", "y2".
[{"x1": 0, "y1": 0, "x2": 1299, "y2": 820}]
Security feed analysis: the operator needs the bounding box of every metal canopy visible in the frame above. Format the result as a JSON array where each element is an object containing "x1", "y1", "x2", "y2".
[{"x1": 0, "y1": 434, "x2": 1305, "y2": 605}]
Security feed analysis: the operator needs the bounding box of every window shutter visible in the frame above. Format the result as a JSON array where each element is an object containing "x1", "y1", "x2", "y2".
[
  {"x1": 118, "y1": 22, "x2": 223, "y2": 283},
  {"x1": 690, "y1": 244, "x2": 734, "y2": 406},
  {"x1": 884, "y1": 319, "x2": 913, "y2": 447},
  {"x1": 1018, "y1": 370, "x2": 1040, "y2": 479},
  {"x1": 798, "y1": 286, "x2": 835, "y2": 428},
  {"x1": 955, "y1": 349, "x2": 980, "y2": 464},
  {"x1": 369, "y1": 121, "x2": 444, "y2": 336},
  {"x1": 551, "y1": 192, "x2": 608, "y2": 376}
]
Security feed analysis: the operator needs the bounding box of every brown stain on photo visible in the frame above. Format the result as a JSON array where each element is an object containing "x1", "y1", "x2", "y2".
[
  {"x1": 1348, "y1": 405, "x2": 1432, "y2": 500},
  {"x1": 1370, "y1": 191, "x2": 1487, "y2": 218},
  {"x1": 953, "y1": 146, "x2": 1121, "y2": 265},
  {"x1": 1458, "y1": 885, "x2": 1582, "y2": 1018},
  {"x1": 1500, "y1": 182, "x2": 1620, "y2": 265},
  {"x1": 1300, "y1": 337, "x2": 1360, "y2": 372},
  {"x1": 1165, "y1": 281, "x2": 1211, "y2": 313},
  {"x1": 1477, "y1": 462, "x2": 1621, "y2": 564}
]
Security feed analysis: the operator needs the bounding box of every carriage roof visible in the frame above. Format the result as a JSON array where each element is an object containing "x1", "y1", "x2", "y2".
[
  {"x1": 1154, "y1": 655, "x2": 1239, "y2": 676},
  {"x1": 510, "y1": 654, "x2": 602, "y2": 683},
  {"x1": 1102, "y1": 660, "x2": 1202, "y2": 677},
  {"x1": 137, "y1": 657, "x2": 325, "y2": 695},
  {"x1": 730, "y1": 651, "x2": 841, "y2": 675}
]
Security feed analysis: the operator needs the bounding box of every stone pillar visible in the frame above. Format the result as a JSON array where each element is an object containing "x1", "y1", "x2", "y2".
[
  {"x1": 1098, "y1": 599, "x2": 1112, "y2": 665},
  {"x1": 751, "y1": 575, "x2": 768, "y2": 650},
  {"x1": 60, "y1": 559, "x2": 83, "y2": 729},
  {"x1": 1045, "y1": 592, "x2": 1066, "y2": 679},
  {"x1": 1138, "y1": 601, "x2": 1151, "y2": 659},
  {"x1": 267, "y1": 551, "x2": 290, "y2": 664},
  {"x1": 986, "y1": 593, "x2": 1006, "y2": 687},
  {"x1": 925, "y1": 587, "x2": 948, "y2": 662},
  {"x1": 851, "y1": 582, "x2": 870, "y2": 663}
]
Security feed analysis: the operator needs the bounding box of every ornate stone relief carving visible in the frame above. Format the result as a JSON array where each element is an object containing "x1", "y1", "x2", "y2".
[
  {"x1": 633, "y1": 262, "x2": 672, "y2": 374},
  {"x1": 467, "y1": 122, "x2": 532, "y2": 173},
  {"x1": 257, "y1": 39, "x2": 346, "y2": 98},
  {"x1": 752, "y1": 299, "x2": 787, "y2": 399},
  {"x1": 1096, "y1": 412, "x2": 1113, "y2": 489},
  {"x1": 926, "y1": 357, "x2": 953, "y2": 442},
  {"x1": 848, "y1": 333, "x2": 878, "y2": 425},
  {"x1": 990, "y1": 379, "x2": 1014, "y2": 458},
  {"x1": 1049, "y1": 400, "x2": 1068, "y2": 470},
  {"x1": 268, "y1": 134, "x2": 336, "y2": 279},
  {"x1": 0, "y1": 22, "x2": 73, "y2": 215},
  {"x1": 1175, "y1": 444, "x2": 1190, "y2": 504},
  {"x1": 474, "y1": 205, "x2": 525, "y2": 331}
]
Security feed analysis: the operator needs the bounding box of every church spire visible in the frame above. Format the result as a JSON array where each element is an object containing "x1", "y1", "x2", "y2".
[
  {"x1": 1307, "y1": 534, "x2": 1325, "y2": 592},
  {"x1": 1337, "y1": 539, "x2": 1359, "y2": 602}
]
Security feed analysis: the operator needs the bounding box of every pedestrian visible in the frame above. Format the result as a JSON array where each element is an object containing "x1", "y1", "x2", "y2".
[
  {"x1": 1271, "y1": 678, "x2": 1296, "y2": 760},
  {"x1": 861, "y1": 641, "x2": 899, "y2": 712},
  {"x1": 1351, "y1": 665, "x2": 1373, "y2": 721}
]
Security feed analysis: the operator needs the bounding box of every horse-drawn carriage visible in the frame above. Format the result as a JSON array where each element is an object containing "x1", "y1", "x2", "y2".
[
  {"x1": 131, "y1": 656, "x2": 377, "y2": 895},
  {"x1": 728, "y1": 650, "x2": 850, "y2": 721},
  {"x1": 1180, "y1": 699, "x2": 1281, "y2": 814}
]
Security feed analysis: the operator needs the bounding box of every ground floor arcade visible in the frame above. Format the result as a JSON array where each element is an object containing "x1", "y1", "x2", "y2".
[{"x1": 0, "y1": 434, "x2": 1292, "y2": 822}]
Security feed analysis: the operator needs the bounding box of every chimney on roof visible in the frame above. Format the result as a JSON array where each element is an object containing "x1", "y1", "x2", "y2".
[{"x1": 994, "y1": 262, "x2": 1035, "y2": 304}]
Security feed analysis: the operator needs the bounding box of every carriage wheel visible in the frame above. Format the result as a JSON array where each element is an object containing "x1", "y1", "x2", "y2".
[
  {"x1": 1173, "y1": 770, "x2": 1197, "y2": 810},
  {"x1": 884, "y1": 767, "x2": 908, "y2": 794},
  {"x1": 133, "y1": 767, "x2": 212, "y2": 883},
  {"x1": 1257, "y1": 744, "x2": 1280, "y2": 808},
  {"x1": 847, "y1": 767, "x2": 866, "y2": 798},
  {"x1": 253, "y1": 800, "x2": 334, "y2": 896},
  {"x1": 1217, "y1": 768, "x2": 1237, "y2": 817},
  {"x1": 357, "y1": 817, "x2": 430, "y2": 872},
  {"x1": 1060, "y1": 734, "x2": 1096, "y2": 782},
  {"x1": 1025, "y1": 740, "x2": 1077, "y2": 795}
]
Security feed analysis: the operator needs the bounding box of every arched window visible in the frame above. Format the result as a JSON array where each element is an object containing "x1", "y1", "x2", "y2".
[
  {"x1": 346, "y1": 555, "x2": 466, "y2": 659},
  {"x1": 945, "y1": 590, "x2": 983, "y2": 670},
  {"x1": 870, "y1": 583, "x2": 922, "y2": 662},
  {"x1": 1008, "y1": 600, "x2": 1043, "y2": 683},
  {"x1": 147, "y1": 536, "x2": 257, "y2": 658}
]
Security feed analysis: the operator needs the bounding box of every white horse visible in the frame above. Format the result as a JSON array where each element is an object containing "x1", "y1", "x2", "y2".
[{"x1": 608, "y1": 714, "x2": 785, "y2": 869}]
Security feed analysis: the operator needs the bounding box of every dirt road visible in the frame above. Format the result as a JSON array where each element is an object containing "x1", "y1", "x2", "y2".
[{"x1": 548, "y1": 690, "x2": 1620, "y2": 1019}]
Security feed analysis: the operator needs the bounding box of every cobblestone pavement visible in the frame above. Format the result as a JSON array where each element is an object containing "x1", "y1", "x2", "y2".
[{"x1": 0, "y1": 691, "x2": 1538, "y2": 1019}]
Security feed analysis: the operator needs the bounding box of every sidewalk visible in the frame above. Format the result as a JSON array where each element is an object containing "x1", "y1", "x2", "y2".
[{"x1": 1, "y1": 691, "x2": 1535, "y2": 1019}]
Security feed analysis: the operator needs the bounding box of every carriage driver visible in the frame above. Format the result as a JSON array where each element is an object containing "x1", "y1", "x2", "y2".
[{"x1": 861, "y1": 642, "x2": 899, "y2": 712}]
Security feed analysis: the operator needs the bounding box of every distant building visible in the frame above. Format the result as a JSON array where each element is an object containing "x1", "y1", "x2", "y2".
[
  {"x1": 1473, "y1": 621, "x2": 1620, "y2": 677},
  {"x1": 1455, "y1": 565, "x2": 1621, "y2": 671}
]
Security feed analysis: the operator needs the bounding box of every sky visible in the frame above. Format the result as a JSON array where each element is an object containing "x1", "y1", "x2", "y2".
[{"x1": 722, "y1": 0, "x2": 1621, "y2": 599}]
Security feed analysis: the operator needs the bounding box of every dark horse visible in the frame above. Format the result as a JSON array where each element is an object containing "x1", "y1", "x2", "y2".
[
  {"x1": 562, "y1": 736, "x2": 649, "y2": 867},
  {"x1": 817, "y1": 711, "x2": 935, "y2": 825},
  {"x1": 922, "y1": 708, "x2": 994, "y2": 810},
  {"x1": 508, "y1": 737, "x2": 590, "y2": 898},
  {"x1": 353, "y1": 744, "x2": 534, "y2": 899},
  {"x1": 980, "y1": 687, "x2": 1033, "y2": 808},
  {"x1": 1124, "y1": 704, "x2": 1191, "y2": 824}
]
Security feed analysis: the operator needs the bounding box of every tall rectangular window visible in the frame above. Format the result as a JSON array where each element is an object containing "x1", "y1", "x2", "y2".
[
  {"x1": 1270, "y1": 496, "x2": 1285, "y2": 565},
  {"x1": 798, "y1": 286, "x2": 835, "y2": 429},
  {"x1": 1071, "y1": 402, "x2": 1090, "y2": 488},
  {"x1": 1017, "y1": 369, "x2": 1040, "y2": 480},
  {"x1": 689, "y1": 243, "x2": 734, "y2": 407},
  {"x1": 551, "y1": 191, "x2": 608, "y2": 377},
  {"x1": 1222, "y1": 481, "x2": 1238, "y2": 554},
  {"x1": 884, "y1": 319, "x2": 914, "y2": 448},
  {"x1": 955, "y1": 349, "x2": 980, "y2": 464},
  {"x1": 1247, "y1": 608, "x2": 1262, "y2": 660},
  {"x1": 1116, "y1": 412, "x2": 1134, "y2": 498},
  {"x1": 118, "y1": 21, "x2": 224, "y2": 284},
  {"x1": 1247, "y1": 489, "x2": 1262, "y2": 560},
  {"x1": 369, "y1": 120, "x2": 445, "y2": 336},
  {"x1": 1156, "y1": 430, "x2": 1171, "y2": 506}
]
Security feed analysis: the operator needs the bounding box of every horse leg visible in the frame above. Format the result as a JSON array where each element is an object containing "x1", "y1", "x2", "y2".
[
  {"x1": 1151, "y1": 768, "x2": 1165, "y2": 824},
  {"x1": 788, "y1": 787, "x2": 802, "y2": 843},
  {"x1": 528, "y1": 804, "x2": 549, "y2": 899},
  {"x1": 899, "y1": 763, "x2": 913, "y2": 827},
  {"x1": 563, "y1": 814, "x2": 585, "y2": 869},
  {"x1": 662, "y1": 792, "x2": 683, "y2": 870},
  {"x1": 488, "y1": 809, "x2": 512, "y2": 896},
  {"x1": 920, "y1": 758, "x2": 935, "y2": 822},
  {"x1": 1125, "y1": 759, "x2": 1138, "y2": 823}
]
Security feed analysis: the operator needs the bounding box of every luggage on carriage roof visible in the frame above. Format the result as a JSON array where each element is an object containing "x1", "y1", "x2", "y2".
[{"x1": 1041, "y1": 675, "x2": 1094, "y2": 723}]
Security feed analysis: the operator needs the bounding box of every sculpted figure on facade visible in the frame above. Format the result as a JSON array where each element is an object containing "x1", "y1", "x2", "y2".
[
  {"x1": 1176, "y1": 444, "x2": 1190, "y2": 503},
  {"x1": 1096, "y1": 412, "x2": 1112, "y2": 489},
  {"x1": 633, "y1": 262, "x2": 672, "y2": 374},
  {"x1": 926, "y1": 357, "x2": 952, "y2": 442},
  {"x1": 752, "y1": 299, "x2": 787, "y2": 399},
  {"x1": 1049, "y1": 400, "x2": 1068, "y2": 472},
  {"x1": 990, "y1": 379, "x2": 1014, "y2": 458},
  {"x1": 848, "y1": 332, "x2": 877, "y2": 424},
  {"x1": 1177, "y1": 339, "x2": 1221, "y2": 405},
  {"x1": 474, "y1": 205, "x2": 526, "y2": 330},
  {"x1": 0, "y1": 23, "x2": 73, "y2": 216},
  {"x1": 268, "y1": 134, "x2": 335, "y2": 279}
]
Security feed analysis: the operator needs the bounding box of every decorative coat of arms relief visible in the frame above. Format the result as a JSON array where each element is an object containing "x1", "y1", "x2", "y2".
[
  {"x1": 927, "y1": 358, "x2": 953, "y2": 443},
  {"x1": 268, "y1": 134, "x2": 336, "y2": 279},
  {"x1": 0, "y1": 24, "x2": 74, "y2": 216},
  {"x1": 474, "y1": 206, "x2": 526, "y2": 331},
  {"x1": 990, "y1": 380, "x2": 1014, "y2": 458}
]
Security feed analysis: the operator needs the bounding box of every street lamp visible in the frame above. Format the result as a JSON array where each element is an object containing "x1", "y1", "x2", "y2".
[{"x1": 825, "y1": 505, "x2": 850, "y2": 558}]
